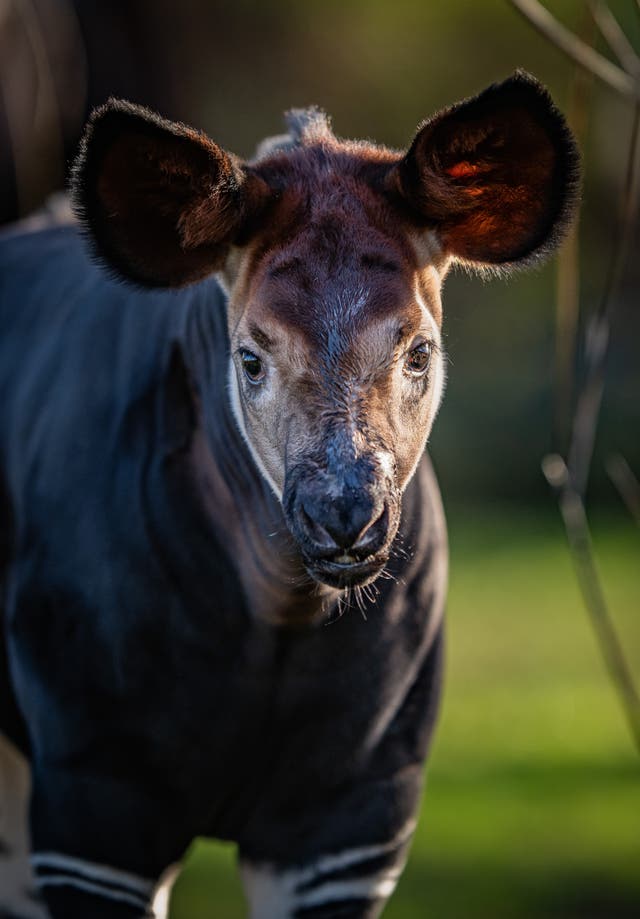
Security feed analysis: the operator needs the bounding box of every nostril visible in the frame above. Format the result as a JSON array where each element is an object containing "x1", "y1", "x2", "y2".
[
  {"x1": 296, "y1": 497, "x2": 389, "y2": 554},
  {"x1": 353, "y1": 503, "x2": 388, "y2": 549},
  {"x1": 299, "y1": 504, "x2": 339, "y2": 550}
]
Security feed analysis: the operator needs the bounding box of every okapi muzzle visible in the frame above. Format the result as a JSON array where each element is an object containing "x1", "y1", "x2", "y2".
[{"x1": 284, "y1": 433, "x2": 400, "y2": 589}]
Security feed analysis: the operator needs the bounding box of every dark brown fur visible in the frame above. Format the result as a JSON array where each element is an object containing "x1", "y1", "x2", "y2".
[
  {"x1": 73, "y1": 72, "x2": 579, "y2": 294},
  {"x1": 388, "y1": 70, "x2": 580, "y2": 265}
]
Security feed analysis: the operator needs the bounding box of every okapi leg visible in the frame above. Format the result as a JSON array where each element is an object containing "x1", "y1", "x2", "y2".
[
  {"x1": 239, "y1": 625, "x2": 443, "y2": 919},
  {"x1": 30, "y1": 847, "x2": 158, "y2": 919},
  {"x1": 0, "y1": 735, "x2": 46, "y2": 919},
  {"x1": 27, "y1": 769, "x2": 186, "y2": 919},
  {"x1": 34, "y1": 883, "x2": 154, "y2": 919},
  {"x1": 240, "y1": 840, "x2": 411, "y2": 919},
  {"x1": 33, "y1": 846, "x2": 180, "y2": 917},
  {"x1": 239, "y1": 822, "x2": 414, "y2": 919}
]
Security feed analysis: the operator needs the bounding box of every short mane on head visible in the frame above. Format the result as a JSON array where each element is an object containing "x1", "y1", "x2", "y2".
[
  {"x1": 284, "y1": 106, "x2": 333, "y2": 144},
  {"x1": 252, "y1": 106, "x2": 334, "y2": 160}
]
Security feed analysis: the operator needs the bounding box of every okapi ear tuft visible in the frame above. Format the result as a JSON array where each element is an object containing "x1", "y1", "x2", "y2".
[
  {"x1": 388, "y1": 72, "x2": 581, "y2": 269},
  {"x1": 72, "y1": 100, "x2": 272, "y2": 288}
]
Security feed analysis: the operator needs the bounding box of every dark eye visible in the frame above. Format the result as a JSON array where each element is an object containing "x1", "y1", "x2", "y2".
[
  {"x1": 240, "y1": 349, "x2": 265, "y2": 384},
  {"x1": 404, "y1": 341, "x2": 432, "y2": 377}
]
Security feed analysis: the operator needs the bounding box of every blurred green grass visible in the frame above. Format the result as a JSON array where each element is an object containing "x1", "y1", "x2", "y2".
[{"x1": 169, "y1": 506, "x2": 640, "y2": 918}]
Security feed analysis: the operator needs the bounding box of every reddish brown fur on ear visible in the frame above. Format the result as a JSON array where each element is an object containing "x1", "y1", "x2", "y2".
[
  {"x1": 72, "y1": 100, "x2": 271, "y2": 287},
  {"x1": 388, "y1": 71, "x2": 580, "y2": 268}
]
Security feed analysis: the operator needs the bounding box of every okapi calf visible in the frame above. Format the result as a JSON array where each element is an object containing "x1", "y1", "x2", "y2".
[{"x1": 0, "y1": 72, "x2": 578, "y2": 919}]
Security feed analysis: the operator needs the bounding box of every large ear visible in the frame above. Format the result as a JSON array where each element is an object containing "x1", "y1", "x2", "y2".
[
  {"x1": 388, "y1": 72, "x2": 580, "y2": 268},
  {"x1": 72, "y1": 100, "x2": 271, "y2": 287}
]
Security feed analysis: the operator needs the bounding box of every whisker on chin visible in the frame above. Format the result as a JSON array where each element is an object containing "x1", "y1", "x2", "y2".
[
  {"x1": 354, "y1": 586, "x2": 368, "y2": 621},
  {"x1": 378, "y1": 566, "x2": 397, "y2": 583},
  {"x1": 362, "y1": 581, "x2": 380, "y2": 606},
  {"x1": 285, "y1": 571, "x2": 315, "y2": 589},
  {"x1": 324, "y1": 592, "x2": 347, "y2": 625},
  {"x1": 390, "y1": 540, "x2": 410, "y2": 561}
]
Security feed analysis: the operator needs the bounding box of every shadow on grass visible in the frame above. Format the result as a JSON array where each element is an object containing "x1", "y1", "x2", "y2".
[
  {"x1": 430, "y1": 757, "x2": 640, "y2": 792},
  {"x1": 394, "y1": 757, "x2": 640, "y2": 919},
  {"x1": 393, "y1": 863, "x2": 640, "y2": 919},
  {"x1": 171, "y1": 847, "x2": 640, "y2": 919}
]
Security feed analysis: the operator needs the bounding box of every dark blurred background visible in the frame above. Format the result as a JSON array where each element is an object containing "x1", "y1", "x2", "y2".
[{"x1": 1, "y1": 2, "x2": 638, "y2": 918}]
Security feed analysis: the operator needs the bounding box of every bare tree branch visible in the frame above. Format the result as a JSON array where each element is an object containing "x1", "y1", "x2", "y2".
[
  {"x1": 567, "y1": 102, "x2": 640, "y2": 496},
  {"x1": 543, "y1": 455, "x2": 640, "y2": 755},
  {"x1": 554, "y1": 102, "x2": 640, "y2": 755},
  {"x1": 515, "y1": 1, "x2": 640, "y2": 757},
  {"x1": 587, "y1": 1, "x2": 640, "y2": 77},
  {"x1": 606, "y1": 454, "x2": 640, "y2": 526},
  {"x1": 510, "y1": 0, "x2": 640, "y2": 100},
  {"x1": 554, "y1": 9, "x2": 596, "y2": 455}
]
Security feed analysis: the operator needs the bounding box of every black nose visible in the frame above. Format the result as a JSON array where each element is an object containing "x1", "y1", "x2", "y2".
[{"x1": 299, "y1": 495, "x2": 388, "y2": 554}]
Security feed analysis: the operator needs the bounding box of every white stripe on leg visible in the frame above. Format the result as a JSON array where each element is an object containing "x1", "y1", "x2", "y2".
[
  {"x1": 31, "y1": 851, "x2": 156, "y2": 914},
  {"x1": 30, "y1": 852, "x2": 155, "y2": 896},
  {"x1": 241, "y1": 864, "x2": 401, "y2": 919},
  {"x1": 151, "y1": 863, "x2": 181, "y2": 919},
  {"x1": 240, "y1": 820, "x2": 415, "y2": 919}
]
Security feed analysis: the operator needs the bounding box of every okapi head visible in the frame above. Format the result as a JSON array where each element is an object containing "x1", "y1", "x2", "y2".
[{"x1": 73, "y1": 72, "x2": 579, "y2": 590}]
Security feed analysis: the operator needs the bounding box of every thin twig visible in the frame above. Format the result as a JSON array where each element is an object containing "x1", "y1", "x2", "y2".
[
  {"x1": 515, "y1": 0, "x2": 640, "y2": 758},
  {"x1": 606, "y1": 454, "x2": 640, "y2": 526},
  {"x1": 510, "y1": 0, "x2": 640, "y2": 100},
  {"x1": 567, "y1": 102, "x2": 640, "y2": 496},
  {"x1": 543, "y1": 455, "x2": 640, "y2": 755},
  {"x1": 557, "y1": 100, "x2": 640, "y2": 756},
  {"x1": 587, "y1": 1, "x2": 640, "y2": 77},
  {"x1": 553, "y1": 9, "x2": 595, "y2": 455}
]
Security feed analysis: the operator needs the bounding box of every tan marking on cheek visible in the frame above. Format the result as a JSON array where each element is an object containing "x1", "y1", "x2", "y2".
[
  {"x1": 394, "y1": 394, "x2": 429, "y2": 484},
  {"x1": 228, "y1": 359, "x2": 283, "y2": 499},
  {"x1": 364, "y1": 331, "x2": 445, "y2": 491},
  {"x1": 358, "y1": 376, "x2": 398, "y2": 453},
  {"x1": 245, "y1": 361, "x2": 319, "y2": 491}
]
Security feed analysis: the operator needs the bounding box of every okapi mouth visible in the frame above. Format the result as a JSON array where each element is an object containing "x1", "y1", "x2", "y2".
[{"x1": 304, "y1": 553, "x2": 389, "y2": 590}]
